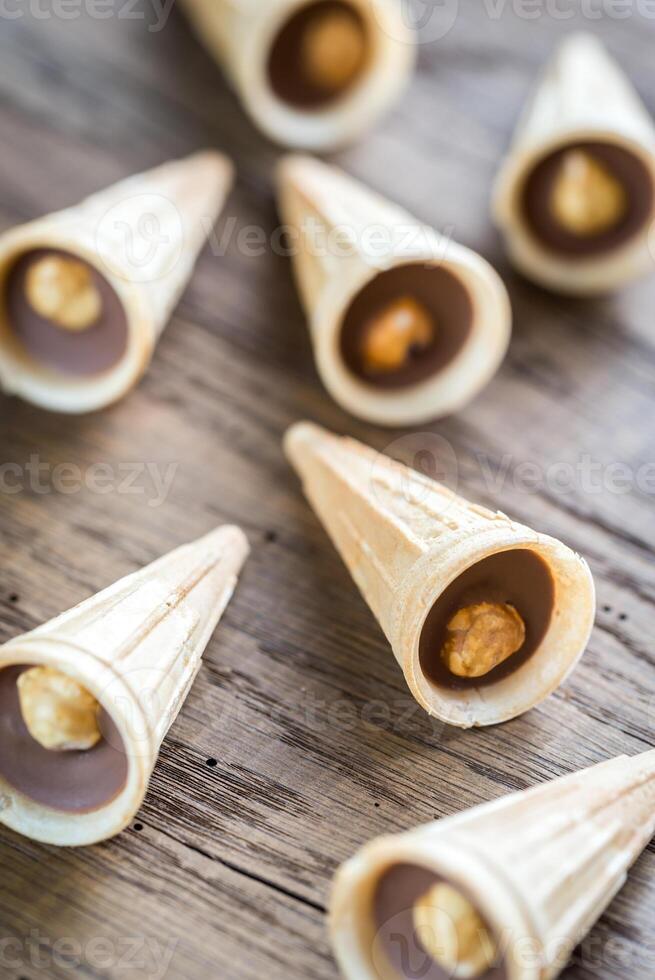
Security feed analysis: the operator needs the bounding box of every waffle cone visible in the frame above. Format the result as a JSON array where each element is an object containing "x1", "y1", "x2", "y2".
[
  {"x1": 285, "y1": 422, "x2": 594, "y2": 727},
  {"x1": 278, "y1": 155, "x2": 511, "y2": 425},
  {"x1": 493, "y1": 33, "x2": 655, "y2": 294},
  {"x1": 0, "y1": 151, "x2": 234, "y2": 412},
  {"x1": 0, "y1": 525, "x2": 249, "y2": 846},
  {"x1": 179, "y1": 0, "x2": 415, "y2": 150},
  {"x1": 330, "y1": 750, "x2": 655, "y2": 980}
]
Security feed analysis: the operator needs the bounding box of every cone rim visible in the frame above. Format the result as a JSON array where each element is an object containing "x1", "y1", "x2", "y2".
[
  {"x1": 278, "y1": 155, "x2": 512, "y2": 424},
  {"x1": 397, "y1": 526, "x2": 595, "y2": 728},
  {"x1": 0, "y1": 150, "x2": 235, "y2": 412},
  {"x1": 329, "y1": 833, "x2": 540, "y2": 980},
  {"x1": 492, "y1": 28, "x2": 655, "y2": 294},
  {"x1": 0, "y1": 226, "x2": 155, "y2": 413},
  {"x1": 492, "y1": 127, "x2": 655, "y2": 295},
  {"x1": 0, "y1": 639, "x2": 152, "y2": 846},
  {"x1": 317, "y1": 253, "x2": 510, "y2": 425},
  {"x1": 227, "y1": 0, "x2": 416, "y2": 151}
]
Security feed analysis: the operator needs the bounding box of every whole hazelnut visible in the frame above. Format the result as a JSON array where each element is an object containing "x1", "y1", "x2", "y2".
[
  {"x1": 25, "y1": 255, "x2": 102, "y2": 332},
  {"x1": 551, "y1": 150, "x2": 627, "y2": 237},
  {"x1": 361, "y1": 296, "x2": 435, "y2": 374},
  {"x1": 413, "y1": 882, "x2": 497, "y2": 979},
  {"x1": 301, "y1": 9, "x2": 367, "y2": 93},
  {"x1": 17, "y1": 666, "x2": 101, "y2": 752},
  {"x1": 441, "y1": 602, "x2": 526, "y2": 678}
]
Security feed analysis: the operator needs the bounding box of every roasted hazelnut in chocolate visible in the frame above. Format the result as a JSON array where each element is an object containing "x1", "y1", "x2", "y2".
[
  {"x1": 339, "y1": 263, "x2": 473, "y2": 390},
  {"x1": 374, "y1": 864, "x2": 503, "y2": 980},
  {"x1": 180, "y1": 0, "x2": 415, "y2": 151},
  {"x1": 4, "y1": 248, "x2": 128, "y2": 376},
  {"x1": 277, "y1": 156, "x2": 511, "y2": 424},
  {"x1": 419, "y1": 549, "x2": 555, "y2": 690},
  {"x1": 0, "y1": 526, "x2": 249, "y2": 847},
  {"x1": 0, "y1": 665, "x2": 128, "y2": 814},
  {"x1": 493, "y1": 35, "x2": 655, "y2": 293},
  {"x1": 330, "y1": 752, "x2": 655, "y2": 980},
  {"x1": 521, "y1": 141, "x2": 654, "y2": 257},
  {"x1": 268, "y1": 1, "x2": 369, "y2": 109},
  {"x1": 0, "y1": 152, "x2": 233, "y2": 413}
]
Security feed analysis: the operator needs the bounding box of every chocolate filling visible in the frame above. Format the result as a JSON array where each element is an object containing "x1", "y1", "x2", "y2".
[
  {"x1": 419, "y1": 550, "x2": 555, "y2": 690},
  {"x1": 0, "y1": 665, "x2": 128, "y2": 813},
  {"x1": 4, "y1": 248, "x2": 129, "y2": 376},
  {"x1": 521, "y1": 141, "x2": 654, "y2": 256},
  {"x1": 339, "y1": 263, "x2": 474, "y2": 390},
  {"x1": 267, "y1": 1, "x2": 368, "y2": 109},
  {"x1": 373, "y1": 863, "x2": 507, "y2": 980}
]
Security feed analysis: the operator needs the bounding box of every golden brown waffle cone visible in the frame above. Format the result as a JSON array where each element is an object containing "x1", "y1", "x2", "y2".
[
  {"x1": 285, "y1": 422, "x2": 594, "y2": 727},
  {"x1": 179, "y1": 0, "x2": 415, "y2": 150},
  {"x1": 278, "y1": 155, "x2": 511, "y2": 426},
  {"x1": 0, "y1": 151, "x2": 234, "y2": 413},
  {"x1": 493, "y1": 33, "x2": 655, "y2": 294},
  {"x1": 0, "y1": 525, "x2": 249, "y2": 846},
  {"x1": 330, "y1": 750, "x2": 655, "y2": 980}
]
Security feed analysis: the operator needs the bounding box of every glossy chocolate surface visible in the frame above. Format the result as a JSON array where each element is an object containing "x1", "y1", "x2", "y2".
[
  {"x1": 5, "y1": 248, "x2": 128, "y2": 376},
  {"x1": 339, "y1": 263, "x2": 474, "y2": 389},
  {"x1": 0, "y1": 665, "x2": 128, "y2": 813},
  {"x1": 521, "y1": 141, "x2": 654, "y2": 256},
  {"x1": 267, "y1": 1, "x2": 368, "y2": 109},
  {"x1": 373, "y1": 863, "x2": 507, "y2": 980},
  {"x1": 419, "y1": 549, "x2": 555, "y2": 690}
]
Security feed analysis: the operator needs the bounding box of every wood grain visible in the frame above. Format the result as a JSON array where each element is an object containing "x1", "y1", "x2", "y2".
[{"x1": 1, "y1": 2, "x2": 655, "y2": 978}]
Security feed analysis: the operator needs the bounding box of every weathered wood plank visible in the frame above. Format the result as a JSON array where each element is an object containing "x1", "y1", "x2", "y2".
[{"x1": 1, "y1": 2, "x2": 655, "y2": 978}]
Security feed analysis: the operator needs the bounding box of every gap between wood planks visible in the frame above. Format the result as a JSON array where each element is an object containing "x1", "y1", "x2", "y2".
[{"x1": 154, "y1": 823, "x2": 327, "y2": 916}]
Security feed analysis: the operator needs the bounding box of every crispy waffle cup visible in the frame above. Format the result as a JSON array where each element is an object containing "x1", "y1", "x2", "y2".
[
  {"x1": 0, "y1": 526, "x2": 249, "y2": 847},
  {"x1": 179, "y1": 0, "x2": 415, "y2": 151},
  {"x1": 285, "y1": 422, "x2": 595, "y2": 727},
  {"x1": 330, "y1": 750, "x2": 655, "y2": 980},
  {"x1": 278, "y1": 156, "x2": 512, "y2": 426},
  {"x1": 493, "y1": 33, "x2": 655, "y2": 294},
  {"x1": 0, "y1": 151, "x2": 233, "y2": 413}
]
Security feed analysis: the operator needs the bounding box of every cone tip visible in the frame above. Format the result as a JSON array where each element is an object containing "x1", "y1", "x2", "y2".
[
  {"x1": 183, "y1": 148, "x2": 235, "y2": 194},
  {"x1": 197, "y1": 524, "x2": 250, "y2": 569},
  {"x1": 555, "y1": 30, "x2": 606, "y2": 58},
  {"x1": 276, "y1": 154, "x2": 330, "y2": 197},
  {"x1": 283, "y1": 420, "x2": 329, "y2": 469}
]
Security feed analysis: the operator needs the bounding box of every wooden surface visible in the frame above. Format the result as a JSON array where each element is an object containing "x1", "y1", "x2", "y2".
[{"x1": 1, "y1": 3, "x2": 655, "y2": 978}]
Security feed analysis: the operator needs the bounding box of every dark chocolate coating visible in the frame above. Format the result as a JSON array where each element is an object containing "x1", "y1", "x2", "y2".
[
  {"x1": 419, "y1": 549, "x2": 555, "y2": 690},
  {"x1": 5, "y1": 248, "x2": 129, "y2": 376},
  {"x1": 267, "y1": 1, "x2": 368, "y2": 109},
  {"x1": 373, "y1": 863, "x2": 507, "y2": 980},
  {"x1": 0, "y1": 665, "x2": 128, "y2": 813},
  {"x1": 339, "y1": 263, "x2": 474, "y2": 390},
  {"x1": 521, "y1": 141, "x2": 654, "y2": 256}
]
